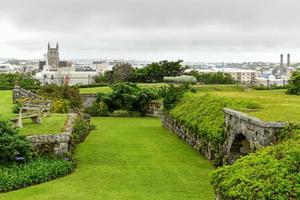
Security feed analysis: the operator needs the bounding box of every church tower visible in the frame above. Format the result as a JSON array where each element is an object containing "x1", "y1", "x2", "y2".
[{"x1": 47, "y1": 42, "x2": 60, "y2": 69}]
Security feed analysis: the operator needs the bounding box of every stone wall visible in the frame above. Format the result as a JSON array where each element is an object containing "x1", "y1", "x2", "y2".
[
  {"x1": 222, "y1": 108, "x2": 286, "y2": 164},
  {"x1": 161, "y1": 115, "x2": 221, "y2": 162},
  {"x1": 145, "y1": 100, "x2": 163, "y2": 117},
  {"x1": 12, "y1": 85, "x2": 39, "y2": 103},
  {"x1": 26, "y1": 113, "x2": 76, "y2": 155},
  {"x1": 162, "y1": 109, "x2": 287, "y2": 165},
  {"x1": 80, "y1": 94, "x2": 97, "y2": 108}
]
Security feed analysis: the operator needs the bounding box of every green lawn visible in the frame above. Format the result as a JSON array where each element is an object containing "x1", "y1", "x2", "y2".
[
  {"x1": 19, "y1": 114, "x2": 67, "y2": 135},
  {"x1": 79, "y1": 86, "x2": 112, "y2": 94},
  {"x1": 210, "y1": 89, "x2": 300, "y2": 123},
  {"x1": 0, "y1": 90, "x2": 67, "y2": 135},
  {"x1": 0, "y1": 118, "x2": 214, "y2": 200},
  {"x1": 0, "y1": 90, "x2": 15, "y2": 119},
  {"x1": 79, "y1": 83, "x2": 167, "y2": 94}
]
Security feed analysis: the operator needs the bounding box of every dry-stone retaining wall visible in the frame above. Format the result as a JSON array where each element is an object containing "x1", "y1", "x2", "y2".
[
  {"x1": 26, "y1": 113, "x2": 76, "y2": 155},
  {"x1": 145, "y1": 100, "x2": 163, "y2": 117},
  {"x1": 162, "y1": 109, "x2": 287, "y2": 164},
  {"x1": 80, "y1": 94, "x2": 97, "y2": 108},
  {"x1": 161, "y1": 115, "x2": 220, "y2": 161},
  {"x1": 12, "y1": 85, "x2": 39, "y2": 103}
]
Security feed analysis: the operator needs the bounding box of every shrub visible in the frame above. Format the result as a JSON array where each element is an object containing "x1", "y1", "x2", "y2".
[
  {"x1": 85, "y1": 101, "x2": 109, "y2": 117},
  {"x1": 211, "y1": 133, "x2": 300, "y2": 200},
  {"x1": 252, "y1": 84, "x2": 289, "y2": 90},
  {"x1": 71, "y1": 114, "x2": 95, "y2": 145},
  {"x1": 287, "y1": 70, "x2": 300, "y2": 95},
  {"x1": 38, "y1": 84, "x2": 82, "y2": 109},
  {"x1": 159, "y1": 83, "x2": 194, "y2": 111},
  {"x1": 12, "y1": 101, "x2": 22, "y2": 113},
  {"x1": 111, "y1": 110, "x2": 130, "y2": 117},
  {"x1": 98, "y1": 83, "x2": 159, "y2": 115},
  {"x1": 76, "y1": 83, "x2": 109, "y2": 88},
  {"x1": 52, "y1": 99, "x2": 70, "y2": 113},
  {"x1": 0, "y1": 119, "x2": 34, "y2": 162},
  {"x1": 0, "y1": 157, "x2": 75, "y2": 192},
  {"x1": 163, "y1": 75, "x2": 197, "y2": 84}
]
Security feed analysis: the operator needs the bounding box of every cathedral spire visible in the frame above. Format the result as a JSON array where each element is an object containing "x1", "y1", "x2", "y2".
[
  {"x1": 56, "y1": 42, "x2": 59, "y2": 49},
  {"x1": 48, "y1": 42, "x2": 50, "y2": 49}
]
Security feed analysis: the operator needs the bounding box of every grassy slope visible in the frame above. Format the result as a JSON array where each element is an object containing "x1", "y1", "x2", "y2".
[
  {"x1": 211, "y1": 89, "x2": 300, "y2": 123},
  {"x1": 0, "y1": 118, "x2": 214, "y2": 200},
  {"x1": 0, "y1": 90, "x2": 67, "y2": 135}
]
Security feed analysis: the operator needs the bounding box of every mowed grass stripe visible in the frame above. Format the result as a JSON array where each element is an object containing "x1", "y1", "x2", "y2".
[{"x1": 0, "y1": 117, "x2": 214, "y2": 200}]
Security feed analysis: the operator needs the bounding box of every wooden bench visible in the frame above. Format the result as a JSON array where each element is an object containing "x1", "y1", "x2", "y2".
[{"x1": 10, "y1": 106, "x2": 43, "y2": 128}]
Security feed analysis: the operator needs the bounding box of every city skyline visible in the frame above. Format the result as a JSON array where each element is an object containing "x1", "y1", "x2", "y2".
[{"x1": 0, "y1": 0, "x2": 300, "y2": 62}]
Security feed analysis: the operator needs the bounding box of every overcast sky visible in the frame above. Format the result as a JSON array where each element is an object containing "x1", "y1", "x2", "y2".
[{"x1": 0, "y1": 0, "x2": 299, "y2": 62}]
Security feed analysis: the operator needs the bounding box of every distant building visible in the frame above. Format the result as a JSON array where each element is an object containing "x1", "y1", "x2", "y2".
[
  {"x1": 192, "y1": 68, "x2": 257, "y2": 84},
  {"x1": 35, "y1": 43, "x2": 100, "y2": 85},
  {"x1": 38, "y1": 43, "x2": 72, "y2": 71}
]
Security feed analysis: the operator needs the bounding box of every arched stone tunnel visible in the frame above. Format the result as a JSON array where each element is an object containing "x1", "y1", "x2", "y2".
[{"x1": 223, "y1": 108, "x2": 286, "y2": 164}]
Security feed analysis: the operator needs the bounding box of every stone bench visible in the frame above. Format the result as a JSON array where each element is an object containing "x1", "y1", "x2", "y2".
[{"x1": 10, "y1": 106, "x2": 43, "y2": 128}]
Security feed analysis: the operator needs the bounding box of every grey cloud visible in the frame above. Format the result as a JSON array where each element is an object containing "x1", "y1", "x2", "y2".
[{"x1": 0, "y1": 0, "x2": 299, "y2": 61}]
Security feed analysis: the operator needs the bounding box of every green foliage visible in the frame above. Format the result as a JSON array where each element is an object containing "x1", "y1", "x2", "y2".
[
  {"x1": 131, "y1": 60, "x2": 187, "y2": 82},
  {"x1": 0, "y1": 73, "x2": 40, "y2": 90},
  {"x1": 159, "y1": 83, "x2": 195, "y2": 111},
  {"x1": 52, "y1": 99, "x2": 70, "y2": 113},
  {"x1": 163, "y1": 75, "x2": 197, "y2": 84},
  {"x1": 170, "y1": 93, "x2": 262, "y2": 143},
  {"x1": 211, "y1": 133, "x2": 300, "y2": 200},
  {"x1": 287, "y1": 70, "x2": 300, "y2": 95},
  {"x1": 95, "y1": 63, "x2": 133, "y2": 83},
  {"x1": 12, "y1": 101, "x2": 22, "y2": 114},
  {"x1": 252, "y1": 84, "x2": 289, "y2": 90},
  {"x1": 0, "y1": 157, "x2": 75, "y2": 192},
  {"x1": 98, "y1": 83, "x2": 159, "y2": 115},
  {"x1": 112, "y1": 63, "x2": 134, "y2": 82},
  {"x1": 85, "y1": 101, "x2": 110, "y2": 117},
  {"x1": 76, "y1": 83, "x2": 109, "y2": 88},
  {"x1": 71, "y1": 114, "x2": 95, "y2": 144},
  {"x1": 38, "y1": 84, "x2": 82, "y2": 109},
  {"x1": 0, "y1": 119, "x2": 34, "y2": 162},
  {"x1": 186, "y1": 70, "x2": 234, "y2": 84},
  {"x1": 111, "y1": 110, "x2": 130, "y2": 117}
]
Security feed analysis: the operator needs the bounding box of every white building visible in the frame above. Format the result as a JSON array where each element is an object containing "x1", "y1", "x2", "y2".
[
  {"x1": 35, "y1": 43, "x2": 100, "y2": 86},
  {"x1": 35, "y1": 65, "x2": 99, "y2": 86},
  {"x1": 190, "y1": 68, "x2": 258, "y2": 84}
]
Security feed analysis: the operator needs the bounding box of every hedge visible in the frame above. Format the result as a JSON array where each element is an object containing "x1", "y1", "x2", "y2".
[
  {"x1": 211, "y1": 132, "x2": 300, "y2": 200},
  {"x1": 0, "y1": 157, "x2": 75, "y2": 192}
]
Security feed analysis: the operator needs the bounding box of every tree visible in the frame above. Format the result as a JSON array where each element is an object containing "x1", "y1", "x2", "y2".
[
  {"x1": 112, "y1": 63, "x2": 134, "y2": 83},
  {"x1": 132, "y1": 60, "x2": 186, "y2": 82},
  {"x1": 287, "y1": 70, "x2": 300, "y2": 95}
]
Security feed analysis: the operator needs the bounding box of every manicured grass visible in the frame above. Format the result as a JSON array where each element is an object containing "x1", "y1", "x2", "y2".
[
  {"x1": 0, "y1": 118, "x2": 214, "y2": 200},
  {"x1": 210, "y1": 89, "x2": 300, "y2": 123},
  {"x1": 0, "y1": 90, "x2": 15, "y2": 119},
  {"x1": 79, "y1": 86, "x2": 112, "y2": 94},
  {"x1": 19, "y1": 114, "x2": 67, "y2": 135},
  {"x1": 79, "y1": 83, "x2": 167, "y2": 94},
  {"x1": 0, "y1": 90, "x2": 67, "y2": 135}
]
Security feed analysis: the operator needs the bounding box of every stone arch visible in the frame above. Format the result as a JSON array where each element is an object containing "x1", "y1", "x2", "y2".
[{"x1": 230, "y1": 133, "x2": 251, "y2": 160}]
